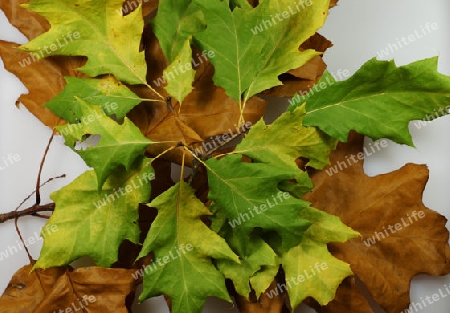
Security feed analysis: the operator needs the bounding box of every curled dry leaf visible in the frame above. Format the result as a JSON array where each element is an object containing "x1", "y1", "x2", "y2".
[
  {"x1": 303, "y1": 132, "x2": 450, "y2": 313},
  {"x1": 0, "y1": 263, "x2": 138, "y2": 313}
]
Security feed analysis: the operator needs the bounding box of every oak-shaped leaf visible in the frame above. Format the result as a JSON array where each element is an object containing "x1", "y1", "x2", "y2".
[
  {"x1": 0, "y1": 263, "x2": 137, "y2": 313},
  {"x1": 21, "y1": 0, "x2": 148, "y2": 86},
  {"x1": 35, "y1": 158, "x2": 153, "y2": 269},
  {"x1": 137, "y1": 181, "x2": 240, "y2": 313},
  {"x1": 303, "y1": 132, "x2": 450, "y2": 313},
  {"x1": 297, "y1": 58, "x2": 450, "y2": 146},
  {"x1": 57, "y1": 99, "x2": 152, "y2": 189}
]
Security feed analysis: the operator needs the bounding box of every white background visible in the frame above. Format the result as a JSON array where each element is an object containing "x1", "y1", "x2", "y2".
[{"x1": 0, "y1": 0, "x2": 449, "y2": 312}]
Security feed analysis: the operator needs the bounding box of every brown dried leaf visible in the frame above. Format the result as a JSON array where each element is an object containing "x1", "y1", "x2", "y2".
[
  {"x1": 0, "y1": 1, "x2": 86, "y2": 128},
  {"x1": 129, "y1": 26, "x2": 267, "y2": 164},
  {"x1": 303, "y1": 132, "x2": 450, "y2": 313},
  {"x1": 0, "y1": 40, "x2": 85, "y2": 127},
  {"x1": 0, "y1": 263, "x2": 138, "y2": 313},
  {"x1": 0, "y1": 0, "x2": 49, "y2": 40}
]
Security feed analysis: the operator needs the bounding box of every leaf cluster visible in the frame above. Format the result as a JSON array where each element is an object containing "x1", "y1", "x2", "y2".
[{"x1": 0, "y1": 1, "x2": 450, "y2": 313}]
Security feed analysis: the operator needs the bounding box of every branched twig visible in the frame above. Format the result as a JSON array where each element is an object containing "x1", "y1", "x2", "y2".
[{"x1": 0, "y1": 203, "x2": 55, "y2": 224}]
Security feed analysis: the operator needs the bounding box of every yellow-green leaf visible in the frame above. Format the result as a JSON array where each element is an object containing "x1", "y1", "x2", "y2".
[
  {"x1": 35, "y1": 158, "x2": 153, "y2": 269},
  {"x1": 21, "y1": 0, "x2": 147, "y2": 85},
  {"x1": 163, "y1": 39, "x2": 196, "y2": 104},
  {"x1": 138, "y1": 181, "x2": 239, "y2": 313}
]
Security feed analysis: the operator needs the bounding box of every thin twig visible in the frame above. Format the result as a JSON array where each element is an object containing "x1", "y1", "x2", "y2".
[
  {"x1": 14, "y1": 218, "x2": 33, "y2": 263},
  {"x1": 35, "y1": 133, "x2": 55, "y2": 205},
  {"x1": 14, "y1": 174, "x2": 65, "y2": 212},
  {"x1": 0, "y1": 203, "x2": 55, "y2": 224}
]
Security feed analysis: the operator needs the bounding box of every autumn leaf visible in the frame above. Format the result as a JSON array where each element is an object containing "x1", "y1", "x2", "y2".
[
  {"x1": 234, "y1": 105, "x2": 337, "y2": 170},
  {"x1": 57, "y1": 99, "x2": 152, "y2": 189},
  {"x1": 138, "y1": 181, "x2": 239, "y2": 313},
  {"x1": 263, "y1": 33, "x2": 332, "y2": 98},
  {"x1": 0, "y1": 40, "x2": 85, "y2": 127},
  {"x1": 0, "y1": 263, "x2": 137, "y2": 313},
  {"x1": 46, "y1": 76, "x2": 145, "y2": 123},
  {"x1": 280, "y1": 206, "x2": 358, "y2": 308},
  {"x1": 297, "y1": 58, "x2": 450, "y2": 146},
  {"x1": 152, "y1": 0, "x2": 205, "y2": 63},
  {"x1": 163, "y1": 39, "x2": 196, "y2": 104},
  {"x1": 303, "y1": 132, "x2": 450, "y2": 313},
  {"x1": 206, "y1": 154, "x2": 312, "y2": 256},
  {"x1": 21, "y1": 0, "x2": 148, "y2": 86},
  {"x1": 233, "y1": 281, "x2": 288, "y2": 313},
  {"x1": 131, "y1": 28, "x2": 267, "y2": 164},
  {"x1": 0, "y1": 0, "x2": 49, "y2": 40},
  {"x1": 4, "y1": 1, "x2": 450, "y2": 313},
  {"x1": 193, "y1": 0, "x2": 330, "y2": 106},
  {"x1": 35, "y1": 158, "x2": 153, "y2": 269},
  {"x1": 215, "y1": 229, "x2": 279, "y2": 297},
  {"x1": 305, "y1": 276, "x2": 373, "y2": 313}
]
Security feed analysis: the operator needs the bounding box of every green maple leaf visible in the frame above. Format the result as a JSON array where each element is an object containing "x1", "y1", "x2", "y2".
[
  {"x1": 57, "y1": 99, "x2": 151, "y2": 189},
  {"x1": 35, "y1": 158, "x2": 153, "y2": 269},
  {"x1": 152, "y1": 0, "x2": 205, "y2": 63},
  {"x1": 214, "y1": 226, "x2": 278, "y2": 297},
  {"x1": 249, "y1": 263, "x2": 280, "y2": 299},
  {"x1": 280, "y1": 206, "x2": 359, "y2": 308},
  {"x1": 206, "y1": 154, "x2": 311, "y2": 256},
  {"x1": 21, "y1": 0, "x2": 147, "y2": 85},
  {"x1": 193, "y1": 0, "x2": 330, "y2": 104},
  {"x1": 234, "y1": 105, "x2": 337, "y2": 194},
  {"x1": 138, "y1": 181, "x2": 239, "y2": 313},
  {"x1": 163, "y1": 39, "x2": 196, "y2": 104},
  {"x1": 46, "y1": 76, "x2": 145, "y2": 123},
  {"x1": 295, "y1": 57, "x2": 450, "y2": 146}
]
